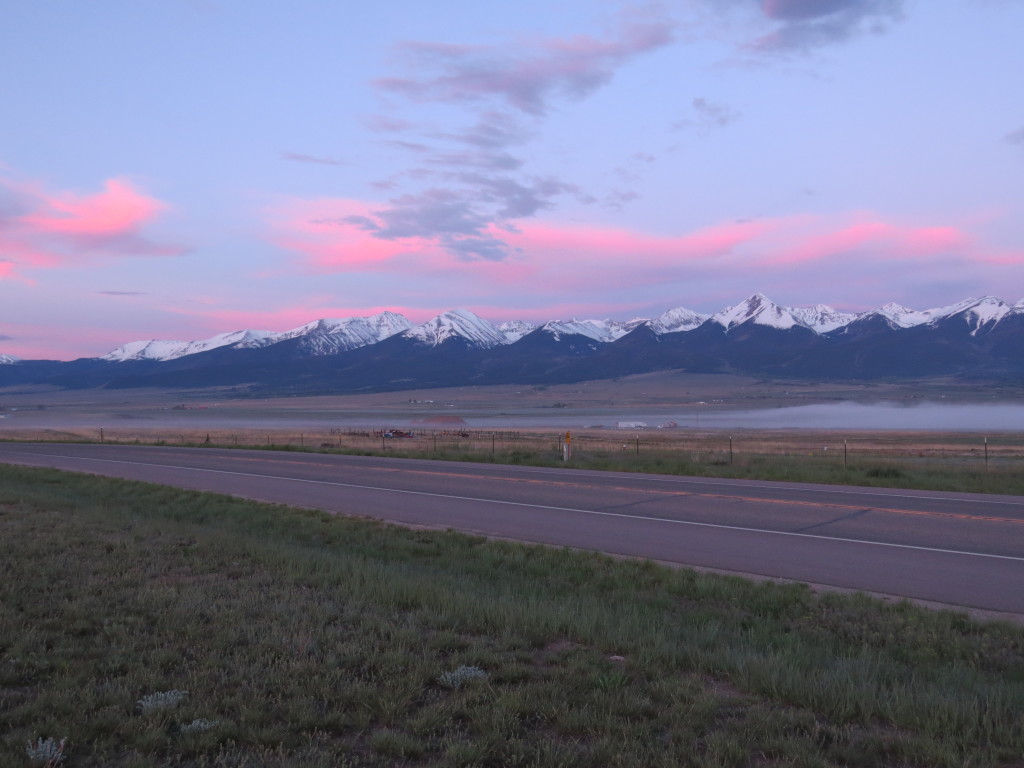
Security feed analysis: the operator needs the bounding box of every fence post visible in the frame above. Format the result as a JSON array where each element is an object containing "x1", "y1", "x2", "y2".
[
  {"x1": 729, "y1": 435, "x2": 733, "y2": 464},
  {"x1": 985, "y1": 436, "x2": 988, "y2": 470},
  {"x1": 844, "y1": 439, "x2": 848, "y2": 468}
]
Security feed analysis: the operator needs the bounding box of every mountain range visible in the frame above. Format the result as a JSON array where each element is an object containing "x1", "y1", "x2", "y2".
[{"x1": 2, "y1": 294, "x2": 1022, "y2": 394}]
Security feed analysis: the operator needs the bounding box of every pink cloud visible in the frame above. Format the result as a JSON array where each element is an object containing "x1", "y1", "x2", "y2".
[
  {"x1": 268, "y1": 197, "x2": 437, "y2": 272},
  {"x1": 179, "y1": 304, "x2": 438, "y2": 333},
  {"x1": 271, "y1": 202, "x2": 988, "y2": 292},
  {"x1": 504, "y1": 220, "x2": 774, "y2": 261},
  {"x1": 0, "y1": 174, "x2": 183, "y2": 276},
  {"x1": 765, "y1": 219, "x2": 969, "y2": 266},
  {"x1": 267, "y1": 198, "x2": 1024, "y2": 321},
  {"x1": 20, "y1": 178, "x2": 165, "y2": 237},
  {"x1": 0, "y1": 321, "x2": 145, "y2": 361}
]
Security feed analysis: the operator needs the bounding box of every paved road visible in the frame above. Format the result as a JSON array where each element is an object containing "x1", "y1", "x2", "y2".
[{"x1": 2, "y1": 442, "x2": 1022, "y2": 617}]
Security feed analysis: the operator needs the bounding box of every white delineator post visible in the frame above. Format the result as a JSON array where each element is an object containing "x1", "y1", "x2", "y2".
[{"x1": 563, "y1": 431, "x2": 572, "y2": 462}]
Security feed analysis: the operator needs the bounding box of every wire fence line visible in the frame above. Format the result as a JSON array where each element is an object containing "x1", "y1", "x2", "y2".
[{"x1": 6, "y1": 426, "x2": 1024, "y2": 469}]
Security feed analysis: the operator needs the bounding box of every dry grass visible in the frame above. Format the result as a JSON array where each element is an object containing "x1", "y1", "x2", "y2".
[{"x1": 3, "y1": 424, "x2": 1022, "y2": 465}]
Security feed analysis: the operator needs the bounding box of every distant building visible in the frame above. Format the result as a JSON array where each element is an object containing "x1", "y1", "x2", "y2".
[{"x1": 617, "y1": 421, "x2": 647, "y2": 429}]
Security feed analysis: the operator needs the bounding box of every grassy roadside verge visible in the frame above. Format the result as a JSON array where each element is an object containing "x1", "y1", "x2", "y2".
[
  {"x1": 329, "y1": 442, "x2": 1024, "y2": 496},
  {"x1": 2, "y1": 464, "x2": 1023, "y2": 767}
]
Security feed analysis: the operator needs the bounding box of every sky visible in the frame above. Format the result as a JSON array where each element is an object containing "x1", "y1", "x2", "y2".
[{"x1": 2, "y1": 0, "x2": 1023, "y2": 360}]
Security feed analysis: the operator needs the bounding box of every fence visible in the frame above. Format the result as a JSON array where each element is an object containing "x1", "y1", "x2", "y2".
[{"x1": 8, "y1": 425, "x2": 1024, "y2": 471}]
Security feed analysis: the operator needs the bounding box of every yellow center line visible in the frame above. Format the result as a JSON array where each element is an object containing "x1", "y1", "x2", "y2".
[{"x1": 215, "y1": 454, "x2": 1024, "y2": 526}]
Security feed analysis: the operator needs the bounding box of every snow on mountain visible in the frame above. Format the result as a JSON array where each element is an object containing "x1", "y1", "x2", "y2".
[
  {"x1": 867, "y1": 297, "x2": 1011, "y2": 333},
  {"x1": 101, "y1": 312, "x2": 412, "y2": 362},
  {"x1": 90, "y1": 295, "x2": 1024, "y2": 366},
  {"x1": 540, "y1": 318, "x2": 647, "y2": 343},
  {"x1": 0, "y1": 353, "x2": 20, "y2": 364},
  {"x1": 932, "y1": 297, "x2": 1011, "y2": 334},
  {"x1": 403, "y1": 309, "x2": 507, "y2": 348},
  {"x1": 102, "y1": 340, "x2": 186, "y2": 362},
  {"x1": 611, "y1": 318, "x2": 651, "y2": 337},
  {"x1": 788, "y1": 304, "x2": 858, "y2": 334},
  {"x1": 275, "y1": 312, "x2": 413, "y2": 355},
  {"x1": 497, "y1": 320, "x2": 538, "y2": 344},
  {"x1": 102, "y1": 329, "x2": 276, "y2": 362},
  {"x1": 713, "y1": 294, "x2": 801, "y2": 331},
  {"x1": 864, "y1": 303, "x2": 931, "y2": 329},
  {"x1": 649, "y1": 307, "x2": 709, "y2": 334}
]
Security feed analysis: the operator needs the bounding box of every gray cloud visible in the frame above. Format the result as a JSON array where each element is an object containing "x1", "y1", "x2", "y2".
[
  {"x1": 692, "y1": 97, "x2": 741, "y2": 128},
  {"x1": 751, "y1": 0, "x2": 905, "y2": 53},
  {"x1": 375, "y1": 16, "x2": 674, "y2": 116},
  {"x1": 97, "y1": 290, "x2": 146, "y2": 296},
  {"x1": 359, "y1": 14, "x2": 672, "y2": 261},
  {"x1": 413, "y1": 112, "x2": 532, "y2": 172},
  {"x1": 671, "y1": 97, "x2": 741, "y2": 135},
  {"x1": 438, "y1": 233, "x2": 516, "y2": 261},
  {"x1": 383, "y1": 139, "x2": 432, "y2": 153},
  {"x1": 1006, "y1": 126, "x2": 1024, "y2": 146},
  {"x1": 761, "y1": 0, "x2": 859, "y2": 21},
  {"x1": 447, "y1": 111, "x2": 531, "y2": 149},
  {"x1": 361, "y1": 189, "x2": 492, "y2": 241},
  {"x1": 363, "y1": 114, "x2": 414, "y2": 133},
  {"x1": 604, "y1": 189, "x2": 641, "y2": 211},
  {"x1": 427, "y1": 150, "x2": 523, "y2": 172},
  {"x1": 338, "y1": 172, "x2": 582, "y2": 260},
  {"x1": 458, "y1": 173, "x2": 583, "y2": 218},
  {"x1": 0, "y1": 334, "x2": 13, "y2": 341},
  {"x1": 281, "y1": 151, "x2": 346, "y2": 166}
]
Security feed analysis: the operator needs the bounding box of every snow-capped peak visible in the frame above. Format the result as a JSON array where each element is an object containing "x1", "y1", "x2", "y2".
[
  {"x1": 86, "y1": 295, "x2": 1023, "y2": 366},
  {"x1": 788, "y1": 304, "x2": 858, "y2": 334},
  {"x1": 713, "y1": 294, "x2": 800, "y2": 331},
  {"x1": 540, "y1": 318, "x2": 646, "y2": 343},
  {"x1": 872, "y1": 303, "x2": 931, "y2": 329},
  {"x1": 0, "y1": 353, "x2": 20, "y2": 364},
  {"x1": 934, "y1": 296, "x2": 1011, "y2": 334},
  {"x1": 275, "y1": 312, "x2": 413, "y2": 355},
  {"x1": 404, "y1": 309, "x2": 506, "y2": 348},
  {"x1": 101, "y1": 329, "x2": 275, "y2": 362},
  {"x1": 649, "y1": 307, "x2": 709, "y2": 334},
  {"x1": 101, "y1": 312, "x2": 413, "y2": 362},
  {"x1": 497, "y1": 320, "x2": 538, "y2": 344}
]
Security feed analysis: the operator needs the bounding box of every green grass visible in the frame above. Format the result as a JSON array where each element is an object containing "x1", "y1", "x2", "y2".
[
  {"x1": 1, "y1": 464, "x2": 1023, "y2": 766},
  {"x1": 316, "y1": 443, "x2": 1024, "y2": 496}
]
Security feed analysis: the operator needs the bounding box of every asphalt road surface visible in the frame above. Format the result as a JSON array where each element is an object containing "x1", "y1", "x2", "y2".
[{"x1": 2, "y1": 443, "x2": 1022, "y2": 618}]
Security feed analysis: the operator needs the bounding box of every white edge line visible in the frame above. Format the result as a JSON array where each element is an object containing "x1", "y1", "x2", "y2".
[{"x1": 6, "y1": 451, "x2": 1024, "y2": 564}]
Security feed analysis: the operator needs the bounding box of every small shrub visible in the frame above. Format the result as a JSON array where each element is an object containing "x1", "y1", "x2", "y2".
[
  {"x1": 25, "y1": 736, "x2": 66, "y2": 765},
  {"x1": 437, "y1": 665, "x2": 488, "y2": 689},
  {"x1": 180, "y1": 718, "x2": 218, "y2": 734},
  {"x1": 137, "y1": 689, "x2": 188, "y2": 713}
]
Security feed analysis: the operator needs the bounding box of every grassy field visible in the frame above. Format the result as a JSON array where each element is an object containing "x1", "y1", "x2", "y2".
[{"x1": 2, "y1": 464, "x2": 1023, "y2": 767}]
